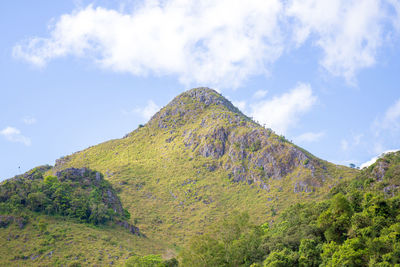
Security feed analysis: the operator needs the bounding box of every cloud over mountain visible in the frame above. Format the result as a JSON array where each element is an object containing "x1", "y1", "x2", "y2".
[{"x1": 13, "y1": 0, "x2": 400, "y2": 87}]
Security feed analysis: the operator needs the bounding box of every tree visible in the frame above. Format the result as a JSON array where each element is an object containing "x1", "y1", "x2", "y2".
[
  {"x1": 298, "y1": 239, "x2": 322, "y2": 267},
  {"x1": 27, "y1": 192, "x2": 48, "y2": 212},
  {"x1": 263, "y1": 249, "x2": 297, "y2": 267},
  {"x1": 318, "y1": 193, "x2": 353, "y2": 243}
]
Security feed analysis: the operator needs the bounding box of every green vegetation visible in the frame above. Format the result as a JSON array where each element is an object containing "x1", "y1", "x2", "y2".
[
  {"x1": 48, "y1": 88, "x2": 355, "y2": 249},
  {"x1": 0, "y1": 167, "x2": 129, "y2": 225},
  {"x1": 0, "y1": 212, "x2": 164, "y2": 266},
  {"x1": 178, "y1": 151, "x2": 400, "y2": 266}
]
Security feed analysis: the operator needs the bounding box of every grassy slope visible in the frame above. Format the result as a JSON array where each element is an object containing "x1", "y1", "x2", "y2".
[
  {"x1": 0, "y1": 213, "x2": 164, "y2": 266},
  {"x1": 47, "y1": 88, "x2": 358, "y2": 254}
]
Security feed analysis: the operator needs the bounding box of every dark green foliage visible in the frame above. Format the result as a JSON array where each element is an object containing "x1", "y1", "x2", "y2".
[
  {"x1": 298, "y1": 239, "x2": 321, "y2": 267},
  {"x1": 317, "y1": 193, "x2": 353, "y2": 243},
  {"x1": 263, "y1": 248, "x2": 297, "y2": 267},
  {"x1": 175, "y1": 152, "x2": 400, "y2": 266},
  {"x1": 0, "y1": 168, "x2": 129, "y2": 225}
]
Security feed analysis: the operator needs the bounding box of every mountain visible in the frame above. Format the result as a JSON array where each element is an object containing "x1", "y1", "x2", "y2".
[{"x1": 0, "y1": 87, "x2": 358, "y2": 265}]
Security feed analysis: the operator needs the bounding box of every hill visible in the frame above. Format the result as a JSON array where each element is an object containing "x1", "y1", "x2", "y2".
[{"x1": 0, "y1": 87, "x2": 358, "y2": 265}]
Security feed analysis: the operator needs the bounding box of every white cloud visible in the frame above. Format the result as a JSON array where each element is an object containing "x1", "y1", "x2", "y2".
[
  {"x1": 287, "y1": 0, "x2": 399, "y2": 83},
  {"x1": 13, "y1": 1, "x2": 283, "y2": 88},
  {"x1": 250, "y1": 83, "x2": 317, "y2": 134},
  {"x1": 22, "y1": 116, "x2": 37, "y2": 125},
  {"x1": 13, "y1": 1, "x2": 400, "y2": 86},
  {"x1": 295, "y1": 131, "x2": 325, "y2": 143},
  {"x1": 360, "y1": 149, "x2": 399, "y2": 168},
  {"x1": 253, "y1": 90, "x2": 268, "y2": 99},
  {"x1": 0, "y1": 126, "x2": 31, "y2": 146},
  {"x1": 134, "y1": 100, "x2": 160, "y2": 120}
]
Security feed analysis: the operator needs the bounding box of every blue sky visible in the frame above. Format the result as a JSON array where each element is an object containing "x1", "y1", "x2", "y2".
[{"x1": 1, "y1": 0, "x2": 400, "y2": 180}]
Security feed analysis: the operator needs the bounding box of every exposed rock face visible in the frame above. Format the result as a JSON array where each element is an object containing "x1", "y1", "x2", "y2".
[
  {"x1": 184, "y1": 125, "x2": 317, "y2": 185},
  {"x1": 198, "y1": 127, "x2": 228, "y2": 158}
]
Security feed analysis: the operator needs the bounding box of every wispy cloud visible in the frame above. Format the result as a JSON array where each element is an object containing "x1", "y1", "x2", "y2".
[
  {"x1": 136, "y1": 100, "x2": 160, "y2": 120},
  {"x1": 294, "y1": 131, "x2": 325, "y2": 143},
  {"x1": 379, "y1": 98, "x2": 400, "y2": 131},
  {"x1": 340, "y1": 133, "x2": 363, "y2": 151},
  {"x1": 0, "y1": 126, "x2": 31, "y2": 146},
  {"x1": 250, "y1": 83, "x2": 317, "y2": 134},
  {"x1": 253, "y1": 90, "x2": 268, "y2": 99},
  {"x1": 13, "y1": 0, "x2": 400, "y2": 87},
  {"x1": 287, "y1": 0, "x2": 399, "y2": 83},
  {"x1": 123, "y1": 100, "x2": 160, "y2": 120},
  {"x1": 369, "y1": 98, "x2": 400, "y2": 155},
  {"x1": 22, "y1": 116, "x2": 37, "y2": 125}
]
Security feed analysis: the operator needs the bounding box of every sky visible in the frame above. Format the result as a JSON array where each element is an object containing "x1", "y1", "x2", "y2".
[{"x1": 1, "y1": 0, "x2": 400, "y2": 180}]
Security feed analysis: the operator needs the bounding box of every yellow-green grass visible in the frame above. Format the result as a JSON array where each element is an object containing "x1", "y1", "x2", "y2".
[{"x1": 0, "y1": 213, "x2": 165, "y2": 266}]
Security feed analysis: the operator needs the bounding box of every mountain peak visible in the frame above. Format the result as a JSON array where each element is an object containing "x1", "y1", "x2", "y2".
[
  {"x1": 180, "y1": 87, "x2": 226, "y2": 106},
  {"x1": 147, "y1": 87, "x2": 248, "y2": 129},
  {"x1": 173, "y1": 87, "x2": 241, "y2": 113}
]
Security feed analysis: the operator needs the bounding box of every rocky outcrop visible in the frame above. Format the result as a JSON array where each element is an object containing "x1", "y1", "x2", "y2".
[
  {"x1": 184, "y1": 125, "x2": 318, "y2": 186},
  {"x1": 198, "y1": 127, "x2": 228, "y2": 158},
  {"x1": 116, "y1": 220, "x2": 143, "y2": 236},
  {"x1": 370, "y1": 161, "x2": 389, "y2": 181}
]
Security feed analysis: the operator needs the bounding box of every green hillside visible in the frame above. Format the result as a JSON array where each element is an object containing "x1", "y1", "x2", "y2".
[
  {"x1": 50, "y1": 88, "x2": 356, "y2": 245},
  {"x1": 178, "y1": 151, "x2": 400, "y2": 266},
  {"x1": 1, "y1": 87, "x2": 359, "y2": 266}
]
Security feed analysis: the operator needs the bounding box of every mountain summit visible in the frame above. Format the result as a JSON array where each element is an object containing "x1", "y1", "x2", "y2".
[{"x1": 147, "y1": 87, "x2": 248, "y2": 130}]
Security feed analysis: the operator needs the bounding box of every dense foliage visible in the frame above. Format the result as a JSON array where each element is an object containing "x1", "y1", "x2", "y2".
[
  {"x1": 0, "y1": 166, "x2": 129, "y2": 225},
  {"x1": 178, "y1": 152, "x2": 400, "y2": 266},
  {"x1": 178, "y1": 193, "x2": 400, "y2": 266}
]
